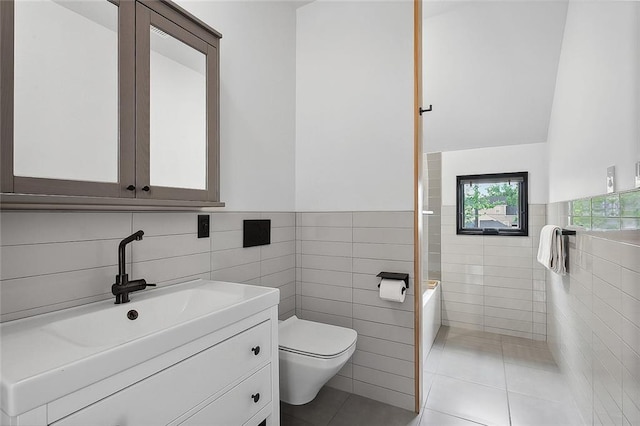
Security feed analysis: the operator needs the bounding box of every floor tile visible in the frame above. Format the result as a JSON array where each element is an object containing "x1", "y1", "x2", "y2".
[
  {"x1": 444, "y1": 334, "x2": 503, "y2": 356},
  {"x1": 508, "y1": 391, "x2": 584, "y2": 426},
  {"x1": 505, "y1": 362, "x2": 572, "y2": 403},
  {"x1": 432, "y1": 327, "x2": 450, "y2": 348},
  {"x1": 424, "y1": 346, "x2": 443, "y2": 373},
  {"x1": 502, "y1": 343, "x2": 559, "y2": 371},
  {"x1": 500, "y1": 334, "x2": 549, "y2": 349},
  {"x1": 281, "y1": 413, "x2": 316, "y2": 426},
  {"x1": 422, "y1": 371, "x2": 435, "y2": 407},
  {"x1": 425, "y1": 375, "x2": 510, "y2": 426},
  {"x1": 420, "y1": 409, "x2": 487, "y2": 425},
  {"x1": 281, "y1": 386, "x2": 350, "y2": 426},
  {"x1": 446, "y1": 327, "x2": 503, "y2": 343},
  {"x1": 437, "y1": 348, "x2": 506, "y2": 389},
  {"x1": 328, "y1": 394, "x2": 420, "y2": 426},
  {"x1": 279, "y1": 326, "x2": 582, "y2": 426}
]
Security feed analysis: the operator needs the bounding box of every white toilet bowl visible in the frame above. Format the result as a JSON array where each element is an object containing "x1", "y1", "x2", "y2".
[{"x1": 278, "y1": 316, "x2": 357, "y2": 405}]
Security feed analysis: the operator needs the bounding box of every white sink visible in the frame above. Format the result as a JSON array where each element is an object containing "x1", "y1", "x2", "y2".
[
  {"x1": 43, "y1": 287, "x2": 244, "y2": 348},
  {"x1": 0, "y1": 279, "x2": 279, "y2": 417}
]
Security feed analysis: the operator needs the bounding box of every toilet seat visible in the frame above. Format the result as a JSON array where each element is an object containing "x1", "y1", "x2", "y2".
[
  {"x1": 278, "y1": 316, "x2": 357, "y2": 359},
  {"x1": 279, "y1": 342, "x2": 356, "y2": 359}
]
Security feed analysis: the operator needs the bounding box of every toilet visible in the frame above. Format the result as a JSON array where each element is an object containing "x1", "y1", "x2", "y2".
[{"x1": 278, "y1": 316, "x2": 357, "y2": 405}]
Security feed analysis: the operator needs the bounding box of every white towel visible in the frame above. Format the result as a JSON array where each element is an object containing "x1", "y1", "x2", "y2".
[{"x1": 537, "y1": 225, "x2": 566, "y2": 276}]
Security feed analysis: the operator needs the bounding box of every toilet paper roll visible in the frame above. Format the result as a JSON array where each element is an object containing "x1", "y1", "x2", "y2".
[{"x1": 379, "y1": 278, "x2": 406, "y2": 303}]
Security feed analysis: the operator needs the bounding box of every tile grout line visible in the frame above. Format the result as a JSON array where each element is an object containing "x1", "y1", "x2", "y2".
[
  {"x1": 326, "y1": 394, "x2": 354, "y2": 426},
  {"x1": 501, "y1": 339, "x2": 514, "y2": 426}
]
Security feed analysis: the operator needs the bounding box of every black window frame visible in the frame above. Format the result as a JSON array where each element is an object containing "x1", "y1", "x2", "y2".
[{"x1": 456, "y1": 171, "x2": 529, "y2": 237}]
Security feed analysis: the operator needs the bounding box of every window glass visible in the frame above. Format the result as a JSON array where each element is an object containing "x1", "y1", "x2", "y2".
[{"x1": 457, "y1": 172, "x2": 528, "y2": 236}]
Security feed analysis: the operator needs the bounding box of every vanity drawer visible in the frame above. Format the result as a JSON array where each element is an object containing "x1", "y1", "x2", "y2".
[
  {"x1": 179, "y1": 364, "x2": 271, "y2": 426},
  {"x1": 52, "y1": 320, "x2": 271, "y2": 426}
]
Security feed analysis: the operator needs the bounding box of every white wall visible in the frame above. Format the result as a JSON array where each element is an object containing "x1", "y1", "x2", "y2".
[
  {"x1": 176, "y1": 1, "x2": 297, "y2": 211},
  {"x1": 422, "y1": 1, "x2": 567, "y2": 153},
  {"x1": 295, "y1": 0, "x2": 414, "y2": 212},
  {"x1": 547, "y1": 1, "x2": 640, "y2": 203},
  {"x1": 441, "y1": 142, "x2": 549, "y2": 206},
  {"x1": 438, "y1": 143, "x2": 548, "y2": 340}
]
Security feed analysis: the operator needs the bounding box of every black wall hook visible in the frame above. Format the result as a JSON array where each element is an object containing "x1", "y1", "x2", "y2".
[{"x1": 419, "y1": 105, "x2": 432, "y2": 115}]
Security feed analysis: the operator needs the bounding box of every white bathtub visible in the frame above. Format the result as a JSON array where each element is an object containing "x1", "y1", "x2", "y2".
[{"x1": 422, "y1": 281, "x2": 441, "y2": 362}]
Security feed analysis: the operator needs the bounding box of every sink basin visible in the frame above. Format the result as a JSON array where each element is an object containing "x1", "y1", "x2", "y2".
[
  {"x1": 43, "y1": 287, "x2": 244, "y2": 348},
  {"x1": 0, "y1": 279, "x2": 279, "y2": 417}
]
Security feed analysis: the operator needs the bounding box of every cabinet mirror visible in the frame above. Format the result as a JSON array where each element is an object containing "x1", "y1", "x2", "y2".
[
  {"x1": 0, "y1": 0, "x2": 222, "y2": 207},
  {"x1": 14, "y1": 0, "x2": 118, "y2": 184},
  {"x1": 135, "y1": 2, "x2": 219, "y2": 202},
  {"x1": 149, "y1": 24, "x2": 207, "y2": 191}
]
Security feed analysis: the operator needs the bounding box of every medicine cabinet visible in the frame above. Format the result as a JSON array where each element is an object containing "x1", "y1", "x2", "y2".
[{"x1": 0, "y1": 0, "x2": 223, "y2": 209}]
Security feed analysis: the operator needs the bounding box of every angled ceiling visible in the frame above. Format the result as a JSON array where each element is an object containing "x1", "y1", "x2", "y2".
[{"x1": 423, "y1": 1, "x2": 568, "y2": 153}]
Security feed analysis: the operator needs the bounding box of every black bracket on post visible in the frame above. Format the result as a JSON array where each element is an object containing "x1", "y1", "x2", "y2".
[
  {"x1": 376, "y1": 272, "x2": 410, "y2": 293},
  {"x1": 419, "y1": 105, "x2": 432, "y2": 115}
]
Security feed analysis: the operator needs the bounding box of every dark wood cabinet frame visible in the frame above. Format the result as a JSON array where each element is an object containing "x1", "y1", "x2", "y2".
[
  {"x1": 0, "y1": 0, "x2": 223, "y2": 210},
  {"x1": 1, "y1": 0, "x2": 15, "y2": 195},
  {"x1": 135, "y1": 2, "x2": 220, "y2": 202}
]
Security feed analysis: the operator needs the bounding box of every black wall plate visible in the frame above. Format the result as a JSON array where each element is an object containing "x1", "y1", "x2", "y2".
[
  {"x1": 243, "y1": 219, "x2": 270, "y2": 247},
  {"x1": 198, "y1": 215, "x2": 210, "y2": 238}
]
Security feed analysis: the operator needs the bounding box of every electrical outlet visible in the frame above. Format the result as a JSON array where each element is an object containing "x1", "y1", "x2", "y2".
[
  {"x1": 607, "y1": 166, "x2": 615, "y2": 194},
  {"x1": 197, "y1": 215, "x2": 210, "y2": 238}
]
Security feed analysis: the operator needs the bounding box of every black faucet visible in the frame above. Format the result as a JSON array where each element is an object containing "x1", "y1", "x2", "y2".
[{"x1": 112, "y1": 230, "x2": 155, "y2": 304}]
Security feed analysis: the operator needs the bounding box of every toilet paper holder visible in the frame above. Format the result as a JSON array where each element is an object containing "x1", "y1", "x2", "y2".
[{"x1": 377, "y1": 272, "x2": 409, "y2": 293}]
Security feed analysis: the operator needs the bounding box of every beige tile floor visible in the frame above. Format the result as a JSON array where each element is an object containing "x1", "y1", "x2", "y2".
[{"x1": 281, "y1": 326, "x2": 586, "y2": 426}]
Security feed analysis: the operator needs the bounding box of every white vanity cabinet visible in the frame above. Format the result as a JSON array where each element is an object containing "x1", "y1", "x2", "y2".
[
  {"x1": 52, "y1": 318, "x2": 274, "y2": 426},
  {"x1": 0, "y1": 280, "x2": 280, "y2": 426}
]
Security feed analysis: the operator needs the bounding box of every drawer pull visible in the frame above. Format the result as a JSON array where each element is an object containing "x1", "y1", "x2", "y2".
[
  {"x1": 251, "y1": 346, "x2": 260, "y2": 355},
  {"x1": 251, "y1": 393, "x2": 260, "y2": 403}
]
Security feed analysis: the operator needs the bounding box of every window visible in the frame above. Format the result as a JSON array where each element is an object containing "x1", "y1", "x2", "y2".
[{"x1": 456, "y1": 172, "x2": 528, "y2": 236}]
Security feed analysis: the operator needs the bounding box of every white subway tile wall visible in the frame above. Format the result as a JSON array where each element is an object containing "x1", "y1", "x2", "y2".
[
  {"x1": 547, "y1": 202, "x2": 640, "y2": 426},
  {"x1": 211, "y1": 212, "x2": 296, "y2": 320},
  {"x1": 0, "y1": 211, "x2": 296, "y2": 322},
  {"x1": 439, "y1": 204, "x2": 547, "y2": 341},
  {"x1": 1, "y1": 210, "x2": 417, "y2": 411},
  {"x1": 296, "y1": 211, "x2": 415, "y2": 411}
]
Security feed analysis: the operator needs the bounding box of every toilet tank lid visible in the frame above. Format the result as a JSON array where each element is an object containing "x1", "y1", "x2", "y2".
[{"x1": 279, "y1": 316, "x2": 357, "y2": 357}]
